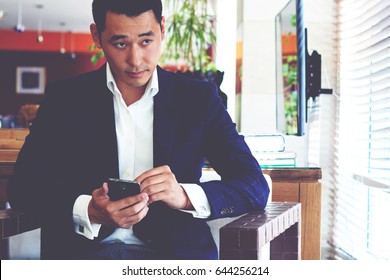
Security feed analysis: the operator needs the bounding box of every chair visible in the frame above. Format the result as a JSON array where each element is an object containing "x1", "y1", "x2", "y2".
[
  {"x1": 202, "y1": 172, "x2": 301, "y2": 260},
  {"x1": 202, "y1": 172, "x2": 273, "y2": 259},
  {"x1": 16, "y1": 104, "x2": 39, "y2": 128}
]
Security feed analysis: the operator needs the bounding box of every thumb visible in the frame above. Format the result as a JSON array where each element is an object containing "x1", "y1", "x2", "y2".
[{"x1": 93, "y1": 182, "x2": 109, "y2": 198}]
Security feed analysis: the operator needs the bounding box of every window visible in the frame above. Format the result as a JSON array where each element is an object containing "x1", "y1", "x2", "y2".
[{"x1": 327, "y1": 0, "x2": 390, "y2": 259}]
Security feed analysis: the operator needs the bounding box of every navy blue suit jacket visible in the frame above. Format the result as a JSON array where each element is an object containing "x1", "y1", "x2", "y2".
[{"x1": 8, "y1": 65, "x2": 269, "y2": 259}]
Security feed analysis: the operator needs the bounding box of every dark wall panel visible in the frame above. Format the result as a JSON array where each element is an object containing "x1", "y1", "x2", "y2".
[{"x1": 0, "y1": 51, "x2": 105, "y2": 115}]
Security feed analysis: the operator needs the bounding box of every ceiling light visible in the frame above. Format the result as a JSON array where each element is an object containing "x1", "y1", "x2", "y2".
[
  {"x1": 36, "y1": 4, "x2": 44, "y2": 43},
  {"x1": 59, "y1": 22, "x2": 66, "y2": 54},
  {"x1": 70, "y1": 32, "x2": 76, "y2": 59},
  {"x1": 14, "y1": 0, "x2": 25, "y2": 32}
]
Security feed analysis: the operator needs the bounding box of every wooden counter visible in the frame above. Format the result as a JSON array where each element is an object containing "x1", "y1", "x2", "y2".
[
  {"x1": 0, "y1": 129, "x2": 28, "y2": 163},
  {"x1": 263, "y1": 167, "x2": 322, "y2": 260}
]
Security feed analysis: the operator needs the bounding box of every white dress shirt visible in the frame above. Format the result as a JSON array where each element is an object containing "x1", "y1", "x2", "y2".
[{"x1": 72, "y1": 64, "x2": 211, "y2": 243}]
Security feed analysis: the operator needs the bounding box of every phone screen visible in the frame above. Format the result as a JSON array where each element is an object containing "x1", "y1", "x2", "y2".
[{"x1": 107, "y1": 178, "x2": 140, "y2": 201}]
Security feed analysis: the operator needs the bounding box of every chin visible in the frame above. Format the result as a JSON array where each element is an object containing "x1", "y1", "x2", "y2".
[{"x1": 126, "y1": 79, "x2": 149, "y2": 89}]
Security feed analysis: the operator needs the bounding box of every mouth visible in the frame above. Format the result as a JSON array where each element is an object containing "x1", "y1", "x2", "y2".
[{"x1": 126, "y1": 70, "x2": 146, "y2": 78}]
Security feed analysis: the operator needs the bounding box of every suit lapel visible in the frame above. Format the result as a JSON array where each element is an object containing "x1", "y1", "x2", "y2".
[
  {"x1": 153, "y1": 67, "x2": 178, "y2": 167},
  {"x1": 84, "y1": 65, "x2": 119, "y2": 179}
]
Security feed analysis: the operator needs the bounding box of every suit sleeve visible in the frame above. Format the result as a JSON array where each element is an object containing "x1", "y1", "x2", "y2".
[
  {"x1": 7, "y1": 82, "x2": 79, "y2": 229},
  {"x1": 199, "y1": 83, "x2": 270, "y2": 220}
]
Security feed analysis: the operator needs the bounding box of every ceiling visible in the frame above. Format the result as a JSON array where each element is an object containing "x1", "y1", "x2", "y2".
[{"x1": 0, "y1": 0, "x2": 94, "y2": 33}]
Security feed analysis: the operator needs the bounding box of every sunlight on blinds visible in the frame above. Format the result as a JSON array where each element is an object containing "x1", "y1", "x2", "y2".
[{"x1": 328, "y1": 0, "x2": 390, "y2": 259}]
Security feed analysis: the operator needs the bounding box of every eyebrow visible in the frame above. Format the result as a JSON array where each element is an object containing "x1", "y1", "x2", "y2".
[
  {"x1": 139, "y1": 31, "x2": 155, "y2": 37},
  {"x1": 109, "y1": 31, "x2": 155, "y2": 42}
]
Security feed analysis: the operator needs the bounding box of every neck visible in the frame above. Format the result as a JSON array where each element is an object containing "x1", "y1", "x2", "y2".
[{"x1": 117, "y1": 84, "x2": 146, "y2": 106}]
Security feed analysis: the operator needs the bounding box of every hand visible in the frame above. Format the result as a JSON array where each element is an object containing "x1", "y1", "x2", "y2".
[
  {"x1": 88, "y1": 182, "x2": 149, "y2": 228},
  {"x1": 134, "y1": 165, "x2": 193, "y2": 210}
]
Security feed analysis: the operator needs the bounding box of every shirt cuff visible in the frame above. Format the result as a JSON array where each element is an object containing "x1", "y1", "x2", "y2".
[
  {"x1": 180, "y1": 183, "x2": 211, "y2": 219},
  {"x1": 73, "y1": 195, "x2": 102, "y2": 240}
]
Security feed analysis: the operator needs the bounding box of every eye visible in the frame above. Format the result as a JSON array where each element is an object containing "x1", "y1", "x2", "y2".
[
  {"x1": 142, "y1": 39, "x2": 151, "y2": 46},
  {"x1": 114, "y1": 42, "x2": 127, "y2": 49}
]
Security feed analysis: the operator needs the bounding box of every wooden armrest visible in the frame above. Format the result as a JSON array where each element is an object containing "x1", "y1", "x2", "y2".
[{"x1": 219, "y1": 201, "x2": 301, "y2": 260}]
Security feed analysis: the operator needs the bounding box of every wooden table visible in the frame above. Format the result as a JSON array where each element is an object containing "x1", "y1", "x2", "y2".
[{"x1": 263, "y1": 167, "x2": 322, "y2": 260}]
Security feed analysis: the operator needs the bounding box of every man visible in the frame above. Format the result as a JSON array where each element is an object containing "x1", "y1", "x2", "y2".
[{"x1": 8, "y1": 0, "x2": 269, "y2": 260}]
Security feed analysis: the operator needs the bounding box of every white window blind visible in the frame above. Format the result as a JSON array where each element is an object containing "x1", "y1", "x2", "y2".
[{"x1": 328, "y1": 0, "x2": 390, "y2": 259}]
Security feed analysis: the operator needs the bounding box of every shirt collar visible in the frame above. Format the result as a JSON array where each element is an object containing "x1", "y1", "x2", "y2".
[{"x1": 106, "y1": 64, "x2": 159, "y2": 100}]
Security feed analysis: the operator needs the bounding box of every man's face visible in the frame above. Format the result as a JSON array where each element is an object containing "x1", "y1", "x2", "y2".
[{"x1": 91, "y1": 10, "x2": 165, "y2": 92}]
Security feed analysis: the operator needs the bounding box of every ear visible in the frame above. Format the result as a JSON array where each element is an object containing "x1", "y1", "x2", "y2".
[
  {"x1": 90, "y1": 23, "x2": 102, "y2": 48},
  {"x1": 160, "y1": 16, "x2": 166, "y2": 41}
]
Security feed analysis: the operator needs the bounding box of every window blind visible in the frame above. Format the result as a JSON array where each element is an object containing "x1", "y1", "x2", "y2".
[{"x1": 328, "y1": 0, "x2": 390, "y2": 259}]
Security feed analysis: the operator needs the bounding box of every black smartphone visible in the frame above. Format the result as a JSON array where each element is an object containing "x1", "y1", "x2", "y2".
[{"x1": 107, "y1": 178, "x2": 140, "y2": 201}]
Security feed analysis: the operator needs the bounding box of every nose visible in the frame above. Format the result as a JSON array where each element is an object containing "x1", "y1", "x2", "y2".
[{"x1": 126, "y1": 45, "x2": 142, "y2": 68}]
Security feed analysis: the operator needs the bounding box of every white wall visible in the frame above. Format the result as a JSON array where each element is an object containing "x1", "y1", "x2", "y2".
[
  {"x1": 305, "y1": 0, "x2": 338, "y2": 251},
  {"x1": 239, "y1": 0, "x2": 338, "y2": 251},
  {"x1": 214, "y1": 0, "x2": 238, "y2": 119},
  {"x1": 239, "y1": 0, "x2": 310, "y2": 166},
  {"x1": 240, "y1": 0, "x2": 288, "y2": 134},
  {"x1": 239, "y1": 0, "x2": 336, "y2": 168}
]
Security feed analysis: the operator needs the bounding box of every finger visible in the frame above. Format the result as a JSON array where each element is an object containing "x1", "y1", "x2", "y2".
[
  {"x1": 103, "y1": 195, "x2": 149, "y2": 227},
  {"x1": 120, "y1": 197, "x2": 149, "y2": 217},
  {"x1": 119, "y1": 206, "x2": 149, "y2": 228},
  {"x1": 134, "y1": 165, "x2": 171, "y2": 184},
  {"x1": 115, "y1": 192, "x2": 149, "y2": 210},
  {"x1": 92, "y1": 183, "x2": 109, "y2": 199},
  {"x1": 147, "y1": 190, "x2": 167, "y2": 204},
  {"x1": 141, "y1": 181, "x2": 167, "y2": 197},
  {"x1": 100, "y1": 182, "x2": 109, "y2": 195},
  {"x1": 113, "y1": 198, "x2": 150, "y2": 227},
  {"x1": 147, "y1": 183, "x2": 188, "y2": 209},
  {"x1": 139, "y1": 172, "x2": 176, "y2": 193}
]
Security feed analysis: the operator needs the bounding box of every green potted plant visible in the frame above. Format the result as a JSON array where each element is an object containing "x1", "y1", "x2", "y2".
[
  {"x1": 162, "y1": 0, "x2": 216, "y2": 72},
  {"x1": 89, "y1": 44, "x2": 105, "y2": 65},
  {"x1": 162, "y1": 0, "x2": 226, "y2": 107}
]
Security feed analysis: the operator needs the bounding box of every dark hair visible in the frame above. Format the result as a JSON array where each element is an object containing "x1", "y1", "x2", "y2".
[{"x1": 92, "y1": 0, "x2": 163, "y2": 35}]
